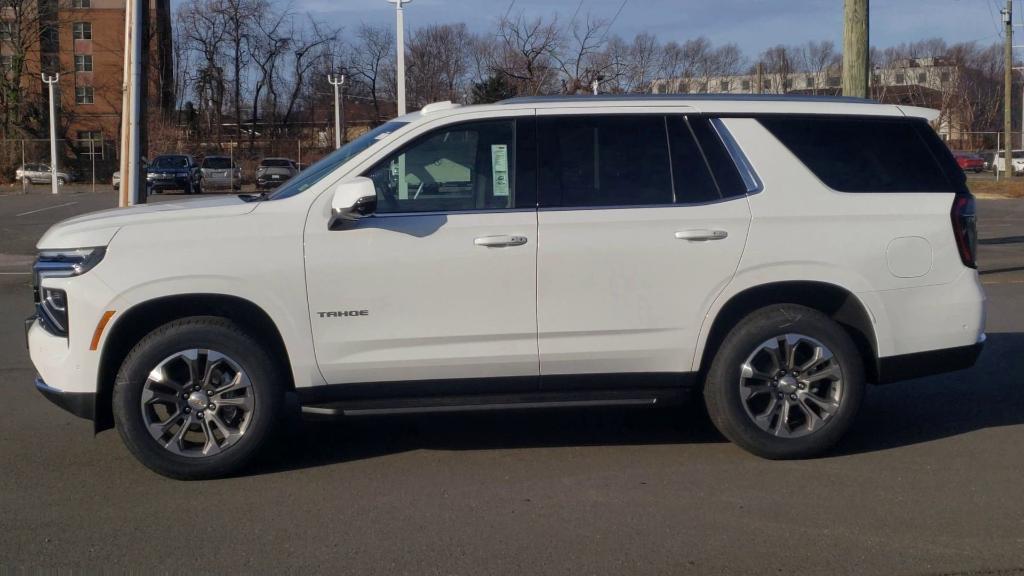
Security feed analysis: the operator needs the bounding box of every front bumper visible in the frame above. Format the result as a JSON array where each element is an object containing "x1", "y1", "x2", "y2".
[{"x1": 35, "y1": 377, "x2": 95, "y2": 420}]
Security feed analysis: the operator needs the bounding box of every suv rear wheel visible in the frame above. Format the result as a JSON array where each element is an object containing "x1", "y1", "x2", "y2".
[
  {"x1": 704, "y1": 304, "x2": 865, "y2": 459},
  {"x1": 112, "y1": 317, "x2": 283, "y2": 479}
]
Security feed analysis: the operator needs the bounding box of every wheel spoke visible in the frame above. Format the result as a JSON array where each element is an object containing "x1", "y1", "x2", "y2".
[
  {"x1": 753, "y1": 395, "x2": 779, "y2": 429},
  {"x1": 797, "y1": 346, "x2": 825, "y2": 373},
  {"x1": 142, "y1": 389, "x2": 179, "y2": 406},
  {"x1": 212, "y1": 370, "x2": 251, "y2": 396},
  {"x1": 797, "y1": 399, "x2": 825, "y2": 432},
  {"x1": 201, "y1": 351, "x2": 230, "y2": 387},
  {"x1": 741, "y1": 362, "x2": 773, "y2": 381},
  {"x1": 802, "y1": 394, "x2": 840, "y2": 417},
  {"x1": 215, "y1": 394, "x2": 253, "y2": 411},
  {"x1": 199, "y1": 417, "x2": 221, "y2": 456},
  {"x1": 773, "y1": 400, "x2": 792, "y2": 437},
  {"x1": 148, "y1": 413, "x2": 182, "y2": 438},
  {"x1": 742, "y1": 382, "x2": 771, "y2": 401},
  {"x1": 805, "y1": 362, "x2": 841, "y2": 383},
  {"x1": 179, "y1": 349, "x2": 207, "y2": 388},
  {"x1": 165, "y1": 414, "x2": 193, "y2": 452}
]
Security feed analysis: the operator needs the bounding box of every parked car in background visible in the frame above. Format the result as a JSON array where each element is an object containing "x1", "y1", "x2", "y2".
[
  {"x1": 147, "y1": 154, "x2": 203, "y2": 194},
  {"x1": 993, "y1": 150, "x2": 1024, "y2": 175},
  {"x1": 200, "y1": 156, "x2": 242, "y2": 190},
  {"x1": 952, "y1": 151, "x2": 985, "y2": 173},
  {"x1": 112, "y1": 171, "x2": 119, "y2": 191},
  {"x1": 16, "y1": 163, "x2": 75, "y2": 185},
  {"x1": 255, "y1": 157, "x2": 297, "y2": 189}
]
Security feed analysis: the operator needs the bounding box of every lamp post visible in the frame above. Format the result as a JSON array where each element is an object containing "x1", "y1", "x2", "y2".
[
  {"x1": 387, "y1": 0, "x2": 412, "y2": 116},
  {"x1": 41, "y1": 73, "x2": 59, "y2": 195},
  {"x1": 327, "y1": 73, "x2": 346, "y2": 149}
]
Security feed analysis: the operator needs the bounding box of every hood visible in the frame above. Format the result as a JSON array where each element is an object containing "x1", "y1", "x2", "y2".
[{"x1": 37, "y1": 196, "x2": 258, "y2": 250}]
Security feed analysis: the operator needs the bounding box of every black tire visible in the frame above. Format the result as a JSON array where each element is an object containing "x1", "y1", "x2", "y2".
[
  {"x1": 113, "y1": 316, "x2": 284, "y2": 479},
  {"x1": 194, "y1": 179, "x2": 203, "y2": 194},
  {"x1": 183, "y1": 180, "x2": 193, "y2": 194},
  {"x1": 703, "y1": 304, "x2": 865, "y2": 460},
  {"x1": 22, "y1": 177, "x2": 32, "y2": 185},
  {"x1": 57, "y1": 177, "x2": 66, "y2": 186}
]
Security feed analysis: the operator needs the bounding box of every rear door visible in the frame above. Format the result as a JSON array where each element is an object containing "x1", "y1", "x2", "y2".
[{"x1": 535, "y1": 112, "x2": 753, "y2": 381}]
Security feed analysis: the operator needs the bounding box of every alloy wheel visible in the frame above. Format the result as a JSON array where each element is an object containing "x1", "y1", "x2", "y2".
[
  {"x1": 140, "y1": 349, "x2": 255, "y2": 457},
  {"x1": 738, "y1": 334, "x2": 844, "y2": 438}
]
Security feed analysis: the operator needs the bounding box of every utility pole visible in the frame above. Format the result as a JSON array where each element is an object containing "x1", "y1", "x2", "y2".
[
  {"x1": 1003, "y1": 2, "x2": 1013, "y2": 175},
  {"x1": 387, "y1": 0, "x2": 412, "y2": 116},
  {"x1": 118, "y1": 0, "x2": 132, "y2": 206},
  {"x1": 327, "y1": 73, "x2": 346, "y2": 149},
  {"x1": 842, "y1": 0, "x2": 869, "y2": 98},
  {"x1": 41, "y1": 73, "x2": 59, "y2": 196},
  {"x1": 126, "y1": 0, "x2": 147, "y2": 205},
  {"x1": 755, "y1": 63, "x2": 763, "y2": 94}
]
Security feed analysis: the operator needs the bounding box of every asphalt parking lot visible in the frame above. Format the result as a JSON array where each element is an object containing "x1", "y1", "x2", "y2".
[{"x1": 2, "y1": 189, "x2": 1024, "y2": 574}]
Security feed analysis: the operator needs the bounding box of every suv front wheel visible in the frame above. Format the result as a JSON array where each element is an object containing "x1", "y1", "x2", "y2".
[
  {"x1": 704, "y1": 304, "x2": 865, "y2": 459},
  {"x1": 113, "y1": 317, "x2": 283, "y2": 479}
]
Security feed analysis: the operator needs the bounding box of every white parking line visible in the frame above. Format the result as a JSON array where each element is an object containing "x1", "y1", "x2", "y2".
[{"x1": 16, "y1": 201, "x2": 78, "y2": 217}]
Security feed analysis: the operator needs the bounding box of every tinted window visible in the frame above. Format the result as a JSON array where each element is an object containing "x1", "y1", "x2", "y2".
[
  {"x1": 365, "y1": 119, "x2": 517, "y2": 213},
  {"x1": 691, "y1": 118, "x2": 752, "y2": 198},
  {"x1": 666, "y1": 118, "x2": 720, "y2": 203},
  {"x1": 538, "y1": 115, "x2": 673, "y2": 207},
  {"x1": 151, "y1": 156, "x2": 188, "y2": 169},
  {"x1": 261, "y1": 159, "x2": 293, "y2": 167},
  {"x1": 203, "y1": 157, "x2": 233, "y2": 169},
  {"x1": 759, "y1": 116, "x2": 955, "y2": 193}
]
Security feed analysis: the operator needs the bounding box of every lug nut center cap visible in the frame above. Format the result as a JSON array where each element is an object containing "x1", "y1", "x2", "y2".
[
  {"x1": 778, "y1": 375, "x2": 799, "y2": 395},
  {"x1": 187, "y1": 391, "x2": 208, "y2": 411}
]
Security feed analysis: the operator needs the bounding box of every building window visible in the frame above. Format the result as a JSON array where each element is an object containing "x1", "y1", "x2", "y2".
[
  {"x1": 741, "y1": 79, "x2": 751, "y2": 91},
  {"x1": 41, "y1": 54, "x2": 59, "y2": 74},
  {"x1": 0, "y1": 21, "x2": 12, "y2": 40},
  {"x1": 940, "y1": 71, "x2": 951, "y2": 83},
  {"x1": 72, "y1": 22, "x2": 91, "y2": 40},
  {"x1": 75, "y1": 86, "x2": 94, "y2": 104},
  {"x1": 917, "y1": 72, "x2": 927, "y2": 84},
  {"x1": 805, "y1": 77, "x2": 815, "y2": 88},
  {"x1": 72, "y1": 0, "x2": 90, "y2": 7},
  {"x1": 78, "y1": 130, "x2": 103, "y2": 157},
  {"x1": 872, "y1": 73, "x2": 881, "y2": 85},
  {"x1": 762, "y1": 79, "x2": 772, "y2": 90},
  {"x1": 720, "y1": 79, "x2": 730, "y2": 92},
  {"x1": 40, "y1": 26, "x2": 59, "y2": 52},
  {"x1": 74, "y1": 54, "x2": 92, "y2": 72},
  {"x1": 895, "y1": 72, "x2": 905, "y2": 84},
  {"x1": 0, "y1": 55, "x2": 12, "y2": 76},
  {"x1": 827, "y1": 76, "x2": 840, "y2": 87}
]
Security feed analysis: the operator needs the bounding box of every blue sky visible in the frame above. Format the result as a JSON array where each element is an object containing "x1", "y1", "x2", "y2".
[{"x1": 286, "y1": 0, "x2": 1010, "y2": 54}]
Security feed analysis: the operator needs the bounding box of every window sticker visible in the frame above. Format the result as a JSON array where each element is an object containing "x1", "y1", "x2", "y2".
[{"x1": 491, "y1": 144, "x2": 509, "y2": 197}]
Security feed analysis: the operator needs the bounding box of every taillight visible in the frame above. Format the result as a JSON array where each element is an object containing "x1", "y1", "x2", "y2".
[{"x1": 951, "y1": 194, "x2": 977, "y2": 268}]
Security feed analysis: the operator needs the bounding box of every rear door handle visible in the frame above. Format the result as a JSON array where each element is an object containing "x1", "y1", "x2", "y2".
[
  {"x1": 474, "y1": 235, "x2": 528, "y2": 248},
  {"x1": 675, "y1": 229, "x2": 729, "y2": 241}
]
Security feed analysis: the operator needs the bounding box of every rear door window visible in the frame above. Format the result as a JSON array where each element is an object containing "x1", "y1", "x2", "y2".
[
  {"x1": 759, "y1": 116, "x2": 957, "y2": 193},
  {"x1": 538, "y1": 115, "x2": 674, "y2": 207}
]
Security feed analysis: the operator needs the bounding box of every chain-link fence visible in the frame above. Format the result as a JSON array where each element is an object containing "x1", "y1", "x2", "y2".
[{"x1": 0, "y1": 137, "x2": 345, "y2": 193}]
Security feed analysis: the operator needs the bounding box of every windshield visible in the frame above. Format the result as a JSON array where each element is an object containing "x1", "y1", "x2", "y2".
[
  {"x1": 152, "y1": 156, "x2": 188, "y2": 169},
  {"x1": 203, "y1": 157, "x2": 233, "y2": 169},
  {"x1": 269, "y1": 121, "x2": 408, "y2": 200}
]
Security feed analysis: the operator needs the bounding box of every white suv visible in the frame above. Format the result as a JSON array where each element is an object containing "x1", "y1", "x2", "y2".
[{"x1": 28, "y1": 96, "x2": 986, "y2": 479}]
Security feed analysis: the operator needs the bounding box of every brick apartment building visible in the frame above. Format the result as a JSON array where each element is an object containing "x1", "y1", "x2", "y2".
[{"x1": 1, "y1": 0, "x2": 172, "y2": 162}]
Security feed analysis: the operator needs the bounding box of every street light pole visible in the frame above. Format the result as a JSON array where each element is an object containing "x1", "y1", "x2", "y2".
[
  {"x1": 41, "y1": 73, "x2": 59, "y2": 195},
  {"x1": 327, "y1": 73, "x2": 346, "y2": 149},
  {"x1": 387, "y1": 0, "x2": 412, "y2": 116}
]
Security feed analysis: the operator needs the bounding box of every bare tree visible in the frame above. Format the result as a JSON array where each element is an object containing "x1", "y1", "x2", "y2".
[
  {"x1": 407, "y1": 23, "x2": 471, "y2": 107},
  {"x1": 349, "y1": 24, "x2": 394, "y2": 120},
  {"x1": 492, "y1": 13, "x2": 562, "y2": 95}
]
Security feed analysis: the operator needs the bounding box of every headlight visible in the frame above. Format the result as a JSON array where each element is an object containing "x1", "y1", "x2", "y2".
[{"x1": 32, "y1": 247, "x2": 105, "y2": 337}]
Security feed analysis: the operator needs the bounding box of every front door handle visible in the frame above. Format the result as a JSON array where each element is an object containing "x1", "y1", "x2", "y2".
[
  {"x1": 474, "y1": 235, "x2": 529, "y2": 248},
  {"x1": 675, "y1": 229, "x2": 729, "y2": 241}
]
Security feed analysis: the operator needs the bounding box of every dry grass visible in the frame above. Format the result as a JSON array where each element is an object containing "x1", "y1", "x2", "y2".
[{"x1": 969, "y1": 179, "x2": 1024, "y2": 198}]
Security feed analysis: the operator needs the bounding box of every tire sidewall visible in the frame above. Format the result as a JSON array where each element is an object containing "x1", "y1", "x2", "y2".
[
  {"x1": 113, "y1": 318, "x2": 282, "y2": 479},
  {"x1": 705, "y1": 305, "x2": 865, "y2": 459}
]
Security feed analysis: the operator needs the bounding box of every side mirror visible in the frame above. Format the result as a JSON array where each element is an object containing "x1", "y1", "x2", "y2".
[{"x1": 330, "y1": 177, "x2": 378, "y2": 228}]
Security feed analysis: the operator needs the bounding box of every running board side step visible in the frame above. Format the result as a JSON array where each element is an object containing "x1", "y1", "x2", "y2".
[{"x1": 301, "y1": 388, "x2": 687, "y2": 419}]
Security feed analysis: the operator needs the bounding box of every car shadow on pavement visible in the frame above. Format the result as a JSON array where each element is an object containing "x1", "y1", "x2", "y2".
[
  {"x1": 836, "y1": 331, "x2": 1024, "y2": 456},
  {"x1": 248, "y1": 332, "x2": 1024, "y2": 475}
]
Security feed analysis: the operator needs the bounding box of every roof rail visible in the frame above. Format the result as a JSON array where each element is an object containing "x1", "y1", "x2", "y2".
[{"x1": 499, "y1": 94, "x2": 876, "y2": 105}]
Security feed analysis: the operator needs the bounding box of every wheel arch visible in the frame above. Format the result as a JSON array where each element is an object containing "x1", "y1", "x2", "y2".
[
  {"x1": 94, "y1": 293, "x2": 295, "y2": 432},
  {"x1": 696, "y1": 281, "x2": 878, "y2": 385}
]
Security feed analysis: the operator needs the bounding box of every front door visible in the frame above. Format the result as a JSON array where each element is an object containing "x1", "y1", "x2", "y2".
[
  {"x1": 304, "y1": 115, "x2": 540, "y2": 390},
  {"x1": 535, "y1": 113, "x2": 753, "y2": 380}
]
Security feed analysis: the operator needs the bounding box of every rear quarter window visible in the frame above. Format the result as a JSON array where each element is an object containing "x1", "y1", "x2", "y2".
[{"x1": 758, "y1": 116, "x2": 959, "y2": 193}]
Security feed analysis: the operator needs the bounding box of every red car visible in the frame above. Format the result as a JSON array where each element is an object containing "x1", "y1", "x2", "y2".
[{"x1": 953, "y1": 151, "x2": 985, "y2": 173}]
